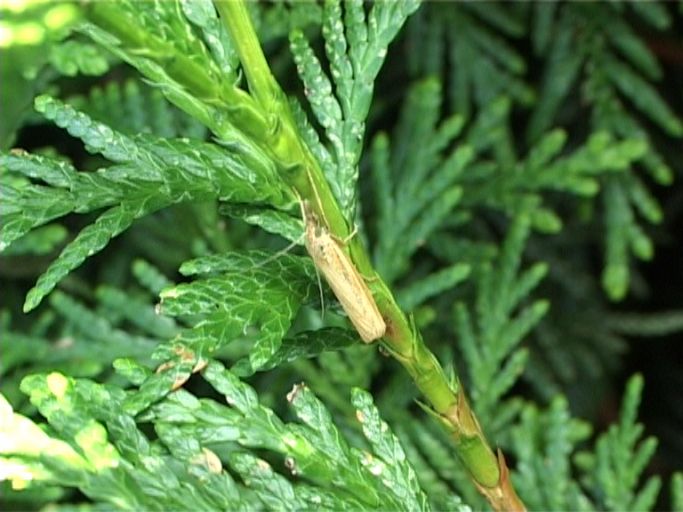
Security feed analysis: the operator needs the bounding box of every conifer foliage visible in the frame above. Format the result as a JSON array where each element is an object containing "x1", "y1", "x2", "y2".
[{"x1": 1, "y1": 1, "x2": 682, "y2": 510}]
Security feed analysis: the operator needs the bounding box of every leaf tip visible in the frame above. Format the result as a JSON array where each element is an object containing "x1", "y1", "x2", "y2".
[
  {"x1": 33, "y1": 94, "x2": 53, "y2": 113},
  {"x1": 22, "y1": 289, "x2": 42, "y2": 313}
]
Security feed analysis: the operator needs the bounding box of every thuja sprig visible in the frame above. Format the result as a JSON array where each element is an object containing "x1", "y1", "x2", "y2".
[
  {"x1": 211, "y1": 1, "x2": 364, "y2": 270},
  {"x1": 213, "y1": 1, "x2": 523, "y2": 509}
]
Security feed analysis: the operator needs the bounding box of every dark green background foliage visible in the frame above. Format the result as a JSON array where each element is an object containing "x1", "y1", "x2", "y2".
[{"x1": 1, "y1": 1, "x2": 682, "y2": 510}]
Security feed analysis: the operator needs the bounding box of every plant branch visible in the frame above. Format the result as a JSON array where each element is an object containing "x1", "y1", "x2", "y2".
[
  {"x1": 213, "y1": 0, "x2": 278, "y2": 109},
  {"x1": 216, "y1": 1, "x2": 524, "y2": 509}
]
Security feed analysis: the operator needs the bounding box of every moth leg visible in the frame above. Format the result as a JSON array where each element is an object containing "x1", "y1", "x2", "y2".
[
  {"x1": 338, "y1": 225, "x2": 358, "y2": 245},
  {"x1": 332, "y1": 227, "x2": 381, "y2": 284},
  {"x1": 361, "y1": 271, "x2": 380, "y2": 283}
]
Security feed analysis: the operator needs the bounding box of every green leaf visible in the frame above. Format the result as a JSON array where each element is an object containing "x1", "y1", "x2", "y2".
[
  {"x1": 24, "y1": 201, "x2": 152, "y2": 312},
  {"x1": 49, "y1": 40, "x2": 110, "y2": 77},
  {"x1": 80, "y1": 2, "x2": 269, "y2": 154},
  {"x1": 144, "y1": 360, "x2": 429, "y2": 510},
  {"x1": 604, "y1": 19, "x2": 661, "y2": 80},
  {"x1": 392, "y1": 420, "x2": 472, "y2": 511},
  {"x1": 229, "y1": 452, "x2": 306, "y2": 509},
  {"x1": 68, "y1": 79, "x2": 207, "y2": 138},
  {"x1": 132, "y1": 259, "x2": 174, "y2": 296},
  {"x1": 232, "y1": 327, "x2": 358, "y2": 377},
  {"x1": 397, "y1": 263, "x2": 471, "y2": 311},
  {"x1": 12, "y1": 372, "x2": 254, "y2": 510},
  {"x1": 2, "y1": 2, "x2": 680, "y2": 511},
  {"x1": 290, "y1": 0, "x2": 420, "y2": 214},
  {"x1": 606, "y1": 310, "x2": 683, "y2": 338},
  {"x1": 629, "y1": 2, "x2": 670, "y2": 30},
  {"x1": 351, "y1": 389, "x2": 430, "y2": 511},
  {"x1": 602, "y1": 178, "x2": 632, "y2": 301},
  {"x1": 603, "y1": 56, "x2": 683, "y2": 137},
  {"x1": 396, "y1": 416, "x2": 482, "y2": 507},
  {"x1": 95, "y1": 285, "x2": 178, "y2": 339},
  {"x1": 158, "y1": 251, "x2": 315, "y2": 370},
  {"x1": 373, "y1": 79, "x2": 470, "y2": 283},
  {"x1": 0, "y1": 294, "x2": 155, "y2": 382},
  {"x1": 672, "y1": 473, "x2": 683, "y2": 512},
  {"x1": 2, "y1": 95, "x2": 291, "y2": 311},
  {"x1": 49, "y1": 291, "x2": 157, "y2": 361},
  {"x1": 575, "y1": 374, "x2": 661, "y2": 511},
  {"x1": 410, "y1": 5, "x2": 533, "y2": 119},
  {"x1": 0, "y1": 224, "x2": 67, "y2": 256},
  {"x1": 455, "y1": 209, "x2": 547, "y2": 425},
  {"x1": 511, "y1": 398, "x2": 593, "y2": 511},
  {"x1": 219, "y1": 203, "x2": 303, "y2": 244},
  {"x1": 19, "y1": 373, "x2": 121, "y2": 468},
  {"x1": 527, "y1": 14, "x2": 582, "y2": 142},
  {"x1": 0, "y1": 392, "x2": 98, "y2": 488},
  {"x1": 181, "y1": 0, "x2": 238, "y2": 78}
]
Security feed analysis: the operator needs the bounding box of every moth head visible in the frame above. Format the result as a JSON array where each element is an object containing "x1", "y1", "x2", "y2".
[{"x1": 302, "y1": 200, "x2": 320, "y2": 224}]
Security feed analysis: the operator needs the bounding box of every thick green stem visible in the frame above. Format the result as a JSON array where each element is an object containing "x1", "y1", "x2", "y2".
[
  {"x1": 212, "y1": 2, "x2": 365, "y2": 264},
  {"x1": 216, "y1": 2, "x2": 524, "y2": 510},
  {"x1": 213, "y1": 1, "x2": 278, "y2": 109}
]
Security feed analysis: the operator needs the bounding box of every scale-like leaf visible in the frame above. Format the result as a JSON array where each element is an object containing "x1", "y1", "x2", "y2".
[
  {"x1": 1, "y1": 96, "x2": 291, "y2": 311},
  {"x1": 290, "y1": 0, "x2": 420, "y2": 214},
  {"x1": 158, "y1": 251, "x2": 316, "y2": 371}
]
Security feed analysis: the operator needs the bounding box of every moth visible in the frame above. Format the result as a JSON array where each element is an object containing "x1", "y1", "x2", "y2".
[{"x1": 300, "y1": 200, "x2": 386, "y2": 343}]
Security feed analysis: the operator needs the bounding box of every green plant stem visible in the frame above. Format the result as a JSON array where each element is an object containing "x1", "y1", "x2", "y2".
[
  {"x1": 89, "y1": 0, "x2": 525, "y2": 506},
  {"x1": 212, "y1": 1, "x2": 368, "y2": 269},
  {"x1": 213, "y1": 0, "x2": 277, "y2": 109},
  {"x1": 218, "y1": 2, "x2": 525, "y2": 510}
]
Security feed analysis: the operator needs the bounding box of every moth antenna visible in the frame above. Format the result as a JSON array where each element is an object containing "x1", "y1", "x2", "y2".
[
  {"x1": 314, "y1": 265, "x2": 325, "y2": 319},
  {"x1": 304, "y1": 169, "x2": 328, "y2": 226},
  {"x1": 292, "y1": 186, "x2": 326, "y2": 318},
  {"x1": 253, "y1": 232, "x2": 304, "y2": 268},
  {"x1": 292, "y1": 187, "x2": 306, "y2": 220},
  {"x1": 252, "y1": 190, "x2": 306, "y2": 269}
]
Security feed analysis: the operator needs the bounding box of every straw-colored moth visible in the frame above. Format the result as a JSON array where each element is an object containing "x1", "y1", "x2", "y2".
[{"x1": 298, "y1": 199, "x2": 386, "y2": 343}]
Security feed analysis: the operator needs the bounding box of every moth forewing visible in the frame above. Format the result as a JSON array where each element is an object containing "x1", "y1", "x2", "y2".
[{"x1": 302, "y1": 204, "x2": 386, "y2": 343}]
